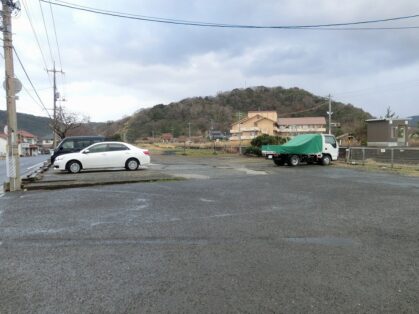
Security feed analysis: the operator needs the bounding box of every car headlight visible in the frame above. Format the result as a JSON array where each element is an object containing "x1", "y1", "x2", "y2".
[{"x1": 55, "y1": 156, "x2": 64, "y2": 161}]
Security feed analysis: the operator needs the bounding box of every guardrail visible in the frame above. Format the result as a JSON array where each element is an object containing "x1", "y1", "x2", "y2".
[{"x1": 339, "y1": 147, "x2": 419, "y2": 167}]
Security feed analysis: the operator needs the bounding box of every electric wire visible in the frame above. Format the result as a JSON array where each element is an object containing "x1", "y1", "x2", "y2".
[
  {"x1": 42, "y1": 0, "x2": 419, "y2": 30},
  {"x1": 21, "y1": 0, "x2": 52, "y2": 84},
  {"x1": 38, "y1": 0, "x2": 55, "y2": 64},
  {"x1": 48, "y1": 0, "x2": 63, "y2": 71},
  {"x1": 22, "y1": 85, "x2": 45, "y2": 110},
  {"x1": 280, "y1": 101, "x2": 328, "y2": 117},
  {"x1": 13, "y1": 47, "x2": 52, "y2": 119}
]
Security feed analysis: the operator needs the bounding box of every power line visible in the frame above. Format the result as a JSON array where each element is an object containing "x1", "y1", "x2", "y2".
[
  {"x1": 21, "y1": 0, "x2": 52, "y2": 84},
  {"x1": 42, "y1": 0, "x2": 419, "y2": 30},
  {"x1": 280, "y1": 101, "x2": 328, "y2": 117},
  {"x1": 48, "y1": 0, "x2": 63, "y2": 71},
  {"x1": 38, "y1": 0, "x2": 55, "y2": 64},
  {"x1": 13, "y1": 47, "x2": 52, "y2": 119},
  {"x1": 21, "y1": 84, "x2": 48, "y2": 112}
]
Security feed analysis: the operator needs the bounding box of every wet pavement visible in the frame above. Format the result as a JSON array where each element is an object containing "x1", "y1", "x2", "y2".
[
  {"x1": 1, "y1": 154, "x2": 419, "y2": 313},
  {"x1": 22, "y1": 154, "x2": 271, "y2": 190}
]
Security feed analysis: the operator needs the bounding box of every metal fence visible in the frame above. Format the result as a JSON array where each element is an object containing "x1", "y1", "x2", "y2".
[{"x1": 339, "y1": 147, "x2": 419, "y2": 167}]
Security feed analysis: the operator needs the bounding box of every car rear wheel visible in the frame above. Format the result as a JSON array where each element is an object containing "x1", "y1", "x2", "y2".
[
  {"x1": 67, "y1": 160, "x2": 81, "y2": 173},
  {"x1": 126, "y1": 158, "x2": 139, "y2": 171},
  {"x1": 322, "y1": 155, "x2": 331, "y2": 166},
  {"x1": 288, "y1": 155, "x2": 300, "y2": 167}
]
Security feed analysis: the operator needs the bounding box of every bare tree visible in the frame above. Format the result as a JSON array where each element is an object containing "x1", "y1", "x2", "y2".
[
  {"x1": 384, "y1": 106, "x2": 397, "y2": 119},
  {"x1": 50, "y1": 105, "x2": 90, "y2": 139}
]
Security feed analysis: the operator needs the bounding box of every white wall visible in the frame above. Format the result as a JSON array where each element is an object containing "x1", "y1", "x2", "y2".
[{"x1": 0, "y1": 138, "x2": 7, "y2": 157}]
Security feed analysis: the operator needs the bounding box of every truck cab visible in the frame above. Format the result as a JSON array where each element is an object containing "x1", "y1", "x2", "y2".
[{"x1": 323, "y1": 134, "x2": 339, "y2": 161}]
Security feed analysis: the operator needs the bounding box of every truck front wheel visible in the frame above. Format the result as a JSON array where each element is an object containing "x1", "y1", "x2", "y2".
[
  {"x1": 288, "y1": 155, "x2": 300, "y2": 167},
  {"x1": 273, "y1": 158, "x2": 285, "y2": 166},
  {"x1": 322, "y1": 154, "x2": 331, "y2": 166}
]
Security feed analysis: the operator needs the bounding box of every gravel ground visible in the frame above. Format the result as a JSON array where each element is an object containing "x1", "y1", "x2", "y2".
[{"x1": 1, "y1": 155, "x2": 418, "y2": 313}]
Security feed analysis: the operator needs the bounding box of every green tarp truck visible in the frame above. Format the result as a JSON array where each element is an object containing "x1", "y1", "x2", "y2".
[{"x1": 261, "y1": 134, "x2": 339, "y2": 166}]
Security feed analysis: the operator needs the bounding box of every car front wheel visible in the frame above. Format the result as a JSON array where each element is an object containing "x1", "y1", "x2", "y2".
[
  {"x1": 67, "y1": 160, "x2": 81, "y2": 173},
  {"x1": 126, "y1": 158, "x2": 139, "y2": 171}
]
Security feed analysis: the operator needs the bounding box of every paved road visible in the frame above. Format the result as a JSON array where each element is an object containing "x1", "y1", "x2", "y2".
[
  {"x1": 1, "y1": 156, "x2": 418, "y2": 313},
  {"x1": 0, "y1": 155, "x2": 49, "y2": 182}
]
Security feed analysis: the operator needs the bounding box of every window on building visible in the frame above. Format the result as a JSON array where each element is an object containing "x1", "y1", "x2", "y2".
[{"x1": 391, "y1": 127, "x2": 398, "y2": 139}]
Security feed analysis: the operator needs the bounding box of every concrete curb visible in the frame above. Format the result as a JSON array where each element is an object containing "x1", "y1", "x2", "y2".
[
  {"x1": 23, "y1": 176, "x2": 184, "y2": 191},
  {"x1": 21, "y1": 160, "x2": 50, "y2": 183}
]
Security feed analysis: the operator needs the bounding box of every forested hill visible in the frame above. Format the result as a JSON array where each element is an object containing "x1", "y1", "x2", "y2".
[
  {"x1": 409, "y1": 115, "x2": 419, "y2": 126},
  {"x1": 1, "y1": 86, "x2": 375, "y2": 141},
  {"x1": 122, "y1": 86, "x2": 372, "y2": 142},
  {"x1": 0, "y1": 110, "x2": 52, "y2": 138}
]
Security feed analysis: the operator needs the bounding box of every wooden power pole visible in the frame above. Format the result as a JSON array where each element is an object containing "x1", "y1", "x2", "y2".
[
  {"x1": 48, "y1": 63, "x2": 64, "y2": 148},
  {"x1": 2, "y1": 0, "x2": 21, "y2": 191}
]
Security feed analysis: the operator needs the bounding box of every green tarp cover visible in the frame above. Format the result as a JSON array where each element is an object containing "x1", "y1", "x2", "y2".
[{"x1": 262, "y1": 134, "x2": 323, "y2": 155}]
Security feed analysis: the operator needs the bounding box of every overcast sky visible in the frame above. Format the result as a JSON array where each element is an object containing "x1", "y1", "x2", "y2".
[{"x1": 2, "y1": 0, "x2": 419, "y2": 122}]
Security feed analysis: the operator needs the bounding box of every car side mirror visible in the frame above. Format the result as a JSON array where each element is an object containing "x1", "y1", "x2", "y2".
[
  {"x1": 59, "y1": 147, "x2": 63, "y2": 151},
  {"x1": 83, "y1": 149, "x2": 90, "y2": 154}
]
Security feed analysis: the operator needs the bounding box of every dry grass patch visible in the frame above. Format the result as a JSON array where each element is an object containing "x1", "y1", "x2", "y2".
[{"x1": 334, "y1": 160, "x2": 419, "y2": 177}]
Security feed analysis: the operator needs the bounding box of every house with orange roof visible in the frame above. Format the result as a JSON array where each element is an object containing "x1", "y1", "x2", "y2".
[
  {"x1": 230, "y1": 111, "x2": 279, "y2": 141},
  {"x1": 17, "y1": 130, "x2": 39, "y2": 156}
]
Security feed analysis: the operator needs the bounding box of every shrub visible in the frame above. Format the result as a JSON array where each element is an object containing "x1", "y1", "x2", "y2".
[
  {"x1": 244, "y1": 146, "x2": 262, "y2": 156},
  {"x1": 250, "y1": 134, "x2": 286, "y2": 147}
]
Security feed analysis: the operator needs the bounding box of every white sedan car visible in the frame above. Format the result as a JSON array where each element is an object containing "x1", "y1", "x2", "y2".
[{"x1": 53, "y1": 142, "x2": 150, "y2": 173}]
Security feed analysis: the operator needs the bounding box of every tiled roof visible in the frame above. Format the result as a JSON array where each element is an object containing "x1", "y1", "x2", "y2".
[
  {"x1": 232, "y1": 114, "x2": 276, "y2": 126},
  {"x1": 277, "y1": 117, "x2": 326, "y2": 125},
  {"x1": 17, "y1": 130, "x2": 37, "y2": 138}
]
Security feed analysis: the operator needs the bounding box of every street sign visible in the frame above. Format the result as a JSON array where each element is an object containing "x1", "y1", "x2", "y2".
[{"x1": 2, "y1": 77, "x2": 22, "y2": 94}]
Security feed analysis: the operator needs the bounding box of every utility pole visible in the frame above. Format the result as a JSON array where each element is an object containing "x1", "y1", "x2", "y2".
[
  {"x1": 327, "y1": 94, "x2": 333, "y2": 135},
  {"x1": 47, "y1": 62, "x2": 64, "y2": 148},
  {"x1": 188, "y1": 122, "x2": 191, "y2": 141},
  {"x1": 2, "y1": 0, "x2": 21, "y2": 191},
  {"x1": 237, "y1": 112, "x2": 242, "y2": 154}
]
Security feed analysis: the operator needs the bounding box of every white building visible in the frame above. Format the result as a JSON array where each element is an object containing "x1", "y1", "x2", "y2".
[
  {"x1": 0, "y1": 133, "x2": 7, "y2": 157},
  {"x1": 17, "y1": 130, "x2": 39, "y2": 156}
]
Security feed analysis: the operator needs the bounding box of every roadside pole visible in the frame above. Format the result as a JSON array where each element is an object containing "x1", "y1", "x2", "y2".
[
  {"x1": 327, "y1": 94, "x2": 332, "y2": 135},
  {"x1": 47, "y1": 62, "x2": 64, "y2": 149},
  {"x1": 2, "y1": 0, "x2": 21, "y2": 191},
  {"x1": 238, "y1": 112, "x2": 242, "y2": 155}
]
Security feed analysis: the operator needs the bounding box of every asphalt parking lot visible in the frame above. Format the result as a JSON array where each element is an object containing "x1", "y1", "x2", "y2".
[{"x1": 1, "y1": 154, "x2": 419, "y2": 313}]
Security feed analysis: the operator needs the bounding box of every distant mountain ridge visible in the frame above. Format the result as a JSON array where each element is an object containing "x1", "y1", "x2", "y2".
[
  {"x1": 1, "y1": 86, "x2": 379, "y2": 142},
  {"x1": 0, "y1": 110, "x2": 52, "y2": 138},
  {"x1": 408, "y1": 115, "x2": 419, "y2": 127}
]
